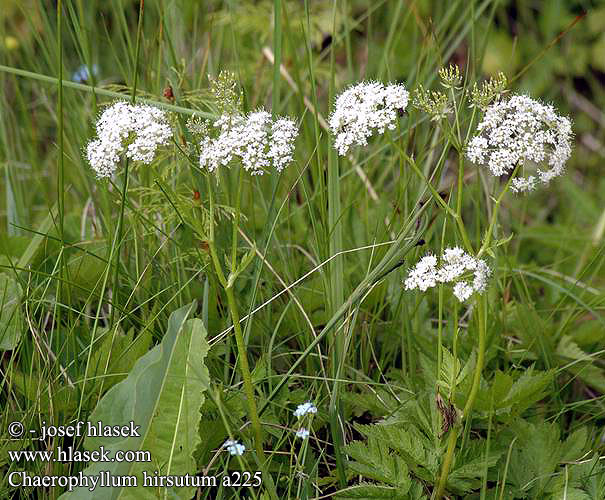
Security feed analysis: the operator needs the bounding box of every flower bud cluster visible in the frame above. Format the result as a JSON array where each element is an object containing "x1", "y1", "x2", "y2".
[{"x1": 413, "y1": 84, "x2": 451, "y2": 121}]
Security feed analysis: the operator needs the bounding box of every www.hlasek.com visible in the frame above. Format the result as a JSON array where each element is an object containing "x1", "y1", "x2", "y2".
[{"x1": 8, "y1": 420, "x2": 261, "y2": 491}]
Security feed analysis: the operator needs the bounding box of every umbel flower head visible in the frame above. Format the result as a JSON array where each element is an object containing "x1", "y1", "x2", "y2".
[
  {"x1": 466, "y1": 94, "x2": 573, "y2": 193},
  {"x1": 329, "y1": 81, "x2": 409, "y2": 156},
  {"x1": 199, "y1": 110, "x2": 298, "y2": 175},
  {"x1": 86, "y1": 101, "x2": 172, "y2": 178},
  {"x1": 404, "y1": 247, "x2": 490, "y2": 302}
]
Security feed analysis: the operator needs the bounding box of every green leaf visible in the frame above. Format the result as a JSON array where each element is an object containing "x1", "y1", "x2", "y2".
[
  {"x1": 437, "y1": 347, "x2": 475, "y2": 397},
  {"x1": 344, "y1": 438, "x2": 410, "y2": 491},
  {"x1": 507, "y1": 420, "x2": 562, "y2": 497},
  {"x1": 334, "y1": 483, "x2": 409, "y2": 499},
  {"x1": 557, "y1": 336, "x2": 605, "y2": 393},
  {"x1": 226, "y1": 245, "x2": 256, "y2": 288},
  {"x1": 60, "y1": 301, "x2": 210, "y2": 500},
  {"x1": 88, "y1": 326, "x2": 153, "y2": 394},
  {"x1": 353, "y1": 423, "x2": 438, "y2": 481},
  {"x1": 0, "y1": 272, "x2": 23, "y2": 350}
]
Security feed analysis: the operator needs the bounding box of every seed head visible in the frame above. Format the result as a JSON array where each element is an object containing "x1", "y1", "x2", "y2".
[
  {"x1": 439, "y1": 64, "x2": 462, "y2": 90},
  {"x1": 413, "y1": 84, "x2": 451, "y2": 121}
]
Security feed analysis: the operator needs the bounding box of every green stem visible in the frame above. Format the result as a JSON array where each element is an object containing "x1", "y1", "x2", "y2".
[
  {"x1": 463, "y1": 295, "x2": 486, "y2": 418},
  {"x1": 0, "y1": 64, "x2": 212, "y2": 117},
  {"x1": 477, "y1": 163, "x2": 519, "y2": 258},
  {"x1": 225, "y1": 286, "x2": 265, "y2": 461},
  {"x1": 434, "y1": 297, "x2": 485, "y2": 499},
  {"x1": 327, "y1": 0, "x2": 346, "y2": 487},
  {"x1": 433, "y1": 428, "x2": 458, "y2": 500},
  {"x1": 231, "y1": 169, "x2": 243, "y2": 272},
  {"x1": 206, "y1": 171, "x2": 263, "y2": 461},
  {"x1": 205, "y1": 175, "x2": 227, "y2": 288},
  {"x1": 109, "y1": 159, "x2": 129, "y2": 327}
]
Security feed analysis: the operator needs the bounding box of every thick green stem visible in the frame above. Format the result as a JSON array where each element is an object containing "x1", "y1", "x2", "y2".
[
  {"x1": 434, "y1": 297, "x2": 486, "y2": 498},
  {"x1": 433, "y1": 428, "x2": 458, "y2": 500},
  {"x1": 109, "y1": 0, "x2": 144, "y2": 327}
]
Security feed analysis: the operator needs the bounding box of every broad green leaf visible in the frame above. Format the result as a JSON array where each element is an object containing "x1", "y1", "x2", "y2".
[
  {"x1": 507, "y1": 420, "x2": 562, "y2": 497},
  {"x1": 60, "y1": 301, "x2": 210, "y2": 500},
  {"x1": 88, "y1": 326, "x2": 153, "y2": 394},
  {"x1": 0, "y1": 272, "x2": 22, "y2": 350}
]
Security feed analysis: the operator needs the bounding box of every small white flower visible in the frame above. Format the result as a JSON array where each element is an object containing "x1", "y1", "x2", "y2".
[
  {"x1": 404, "y1": 247, "x2": 491, "y2": 302},
  {"x1": 329, "y1": 81, "x2": 409, "y2": 156},
  {"x1": 403, "y1": 254, "x2": 438, "y2": 292},
  {"x1": 294, "y1": 402, "x2": 317, "y2": 418},
  {"x1": 223, "y1": 439, "x2": 245, "y2": 456},
  {"x1": 199, "y1": 110, "x2": 298, "y2": 174},
  {"x1": 295, "y1": 428, "x2": 310, "y2": 439},
  {"x1": 466, "y1": 94, "x2": 573, "y2": 193},
  {"x1": 86, "y1": 101, "x2": 172, "y2": 178}
]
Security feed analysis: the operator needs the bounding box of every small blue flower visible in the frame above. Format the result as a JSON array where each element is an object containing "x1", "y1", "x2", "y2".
[
  {"x1": 223, "y1": 439, "x2": 245, "y2": 456},
  {"x1": 72, "y1": 64, "x2": 99, "y2": 84},
  {"x1": 294, "y1": 401, "x2": 317, "y2": 418},
  {"x1": 295, "y1": 428, "x2": 310, "y2": 439}
]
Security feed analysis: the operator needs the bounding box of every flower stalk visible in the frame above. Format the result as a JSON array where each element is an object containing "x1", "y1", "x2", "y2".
[{"x1": 206, "y1": 173, "x2": 265, "y2": 460}]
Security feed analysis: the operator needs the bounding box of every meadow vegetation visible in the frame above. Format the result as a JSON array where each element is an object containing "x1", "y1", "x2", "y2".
[{"x1": 1, "y1": 1, "x2": 605, "y2": 498}]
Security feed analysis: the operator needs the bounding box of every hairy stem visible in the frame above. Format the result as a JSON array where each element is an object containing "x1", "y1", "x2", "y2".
[{"x1": 225, "y1": 286, "x2": 265, "y2": 461}]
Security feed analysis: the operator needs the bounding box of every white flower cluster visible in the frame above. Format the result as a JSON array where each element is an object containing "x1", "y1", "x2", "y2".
[
  {"x1": 293, "y1": 401, "x2": 317, "y2": 418},
  {"x1": 86, "y1": 101, "x2": 172, "y2": 178},
  {"x1": 223, "y1": 439, "x2": 245, "y2": 456},
  {"x1": 199, "y1": 110, "x2": 298, "y2": 175},
  {"x1": 404, "y1": 247, "x2": 491, "y2": 302},
  {"x1": 329, "y1": 81, "x2": 409, "y2": 156},
  {"x1": 466, "y1": 94, "x2": 573, "y2": 193}
]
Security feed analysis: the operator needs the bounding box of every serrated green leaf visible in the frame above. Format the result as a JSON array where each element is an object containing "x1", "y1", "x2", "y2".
[
  {"x1": 344, "y1": 438, "x2": 410, "y2": 490},
  {"x1": 507, "y1": 420, "x2": 562, "y2": 497},
  {"x1": 334, "y1": 483, "x2": 408, "y2": 499}
]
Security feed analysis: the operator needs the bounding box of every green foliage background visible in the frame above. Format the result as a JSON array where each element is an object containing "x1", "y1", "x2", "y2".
[{"x1": 1, "y1": 0, "x2": 604, "y2": 499}]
